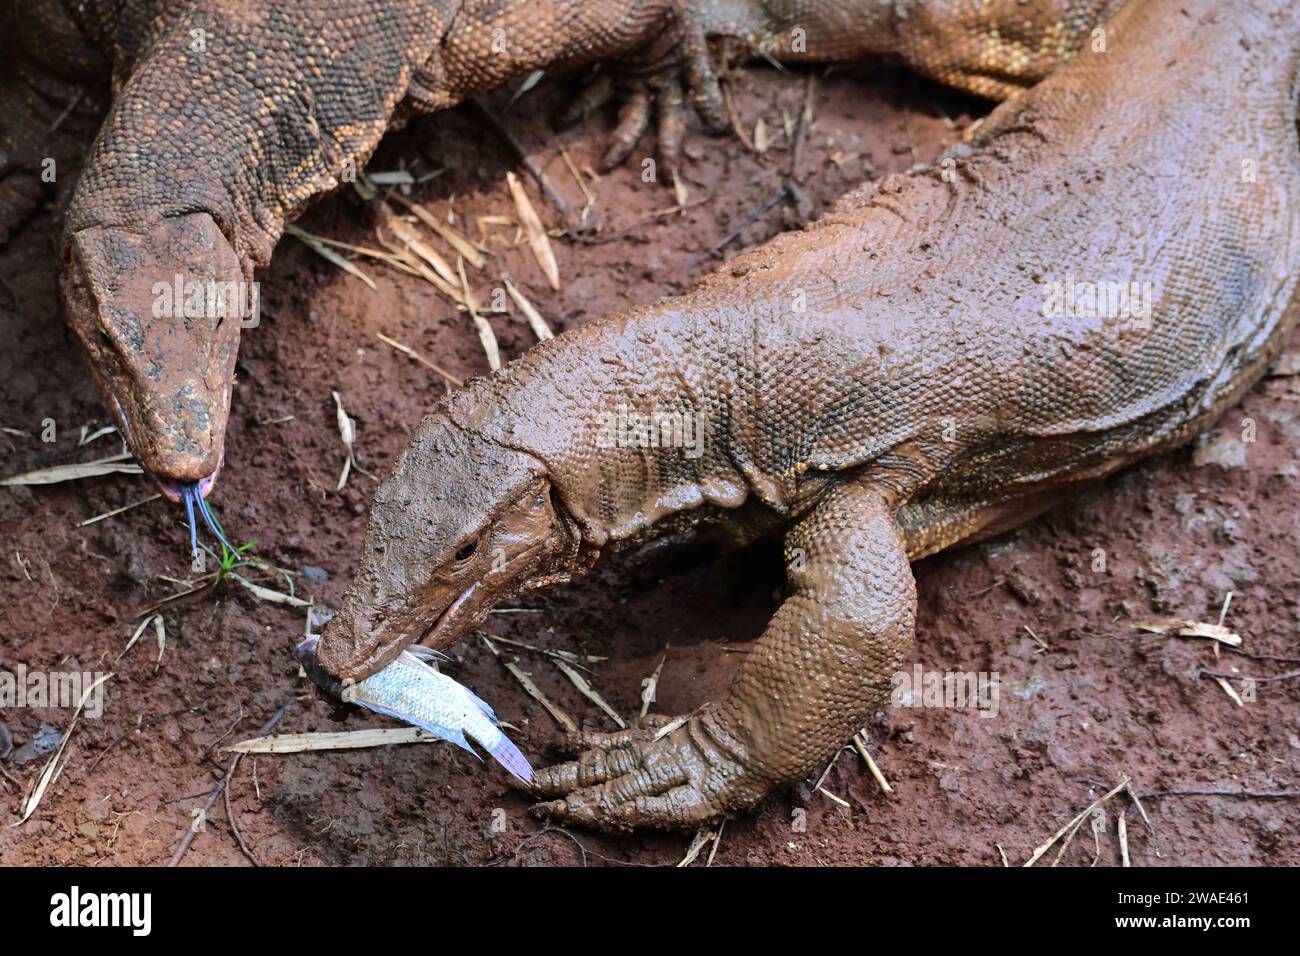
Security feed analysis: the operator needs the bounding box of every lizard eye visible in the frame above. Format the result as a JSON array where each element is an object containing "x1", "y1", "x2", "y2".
[{"x1": 454, "y1": 537, "x2": 479, "y2": 562}]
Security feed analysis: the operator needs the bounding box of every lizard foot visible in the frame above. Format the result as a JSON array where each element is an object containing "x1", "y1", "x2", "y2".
[
  {"x1": 558, "y1": 3, "x2": 727, "y2": 187},
  {"x1": 528, "y1": 710, "x2": 763, "y2": 832}
]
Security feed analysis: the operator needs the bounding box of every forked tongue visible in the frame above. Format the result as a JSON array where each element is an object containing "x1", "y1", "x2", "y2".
[{"x1": 177, "y1": 481, "x2": 240, "y2": 565}]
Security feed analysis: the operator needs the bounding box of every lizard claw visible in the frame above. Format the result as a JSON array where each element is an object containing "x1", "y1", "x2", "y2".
[
  {"x1": 528, "y1": 710, "x2": 760, "y2": 832},
  {"x1": 558, "y1": 1, "x2": 726, "y2": 186}
]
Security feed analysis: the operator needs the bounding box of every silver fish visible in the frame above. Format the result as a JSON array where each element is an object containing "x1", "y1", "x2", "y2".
[{"x1": 296, "y1": 636, "x2": 533, "y2": 784}]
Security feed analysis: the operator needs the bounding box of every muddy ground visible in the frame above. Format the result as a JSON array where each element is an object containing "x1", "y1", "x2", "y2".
[{"x1": 1, "y1": 62, "x2": 1297, "y2": 867}]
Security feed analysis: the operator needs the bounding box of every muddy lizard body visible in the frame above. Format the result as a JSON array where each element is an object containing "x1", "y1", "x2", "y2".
[
  {"x1": 1, "y1": 0, "x2": 1117, "y2": 512},
  {"x1": 312, "y1": 0, "x2": 1300, "y2": 830}
]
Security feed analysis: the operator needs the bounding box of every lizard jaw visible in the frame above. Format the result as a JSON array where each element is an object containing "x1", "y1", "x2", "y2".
[
  {"x1": 323, "y1": 581, "x2": 483, "y2": 683},
  {"x1": 322, "y1": 537, "x2": 559, "y2": 683}
]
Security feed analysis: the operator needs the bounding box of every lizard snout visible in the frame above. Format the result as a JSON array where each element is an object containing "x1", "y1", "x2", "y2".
[{"x1": 61, "y1": 211, "x2": 245, "y2": 487}]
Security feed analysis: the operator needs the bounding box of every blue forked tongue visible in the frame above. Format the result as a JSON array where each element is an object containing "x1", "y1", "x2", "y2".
[
  {"x1": 181, "y1": 485, "x2": 199, "y2": 559},
  {"x1": 180, "y1": 481, "x2": 239, "y2": 561}
]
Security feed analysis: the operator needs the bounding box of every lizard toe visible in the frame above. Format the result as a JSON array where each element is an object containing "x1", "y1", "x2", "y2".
[
  {"x1": 529, "y1": 712, "x2": 749, "y2": 831},
  {"x1": 530, "y1": 739, "x2": 645, "y2": 796},
  {"x1": 533, "y1": 776, "x2": 719, "y2": 833},
  {"x1": 601, "y1": 88, "x2": 652, "y2": 171},
  {"x1": 652, "y1": 75, "x2": 687, "y2": 186},
  {"x1": 551, "y1": 713, "x2": 675, "y2": 757},
  {"x1": 557, "y1": 72, "x2": 615, "y2": 129},
  {"x1": 677, "y1": 12, "x2": 728, "y2": 134}
]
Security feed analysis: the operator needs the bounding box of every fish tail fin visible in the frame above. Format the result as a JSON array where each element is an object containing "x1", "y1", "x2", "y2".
[{"x1": 486, "y1": 734, "x2": 534, "y2": 784}]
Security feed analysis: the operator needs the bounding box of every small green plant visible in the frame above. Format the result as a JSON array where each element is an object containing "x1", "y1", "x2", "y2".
[{"x1": 204, "y1": 539, "x2": 257, "y2": 585}]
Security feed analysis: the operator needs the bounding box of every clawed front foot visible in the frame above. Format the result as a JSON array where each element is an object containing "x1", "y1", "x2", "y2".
[
  {"x1": 528, "y1": 710, "x2": 764, "y2": 832},
  {"x1": 558, "y1": 2, "x2": 728, "y2": 186},
  {"x1": 525, "y1": 481, "x2": 916, "y2": 833}
]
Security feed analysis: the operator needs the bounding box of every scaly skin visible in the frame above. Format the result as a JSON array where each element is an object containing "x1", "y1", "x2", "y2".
[
  {"x1": 314, "y1": 0, "x2": 1300, "y2": 830},
  {"x1": 691, "y1": 0, "x2": 1123, "y2": 98},
  {"x1": 51, "y1": 0, "x2": 727, "y2": 489},
  {"x1": 1, "y1": 0, "x2": 1117, "y2": 496}
]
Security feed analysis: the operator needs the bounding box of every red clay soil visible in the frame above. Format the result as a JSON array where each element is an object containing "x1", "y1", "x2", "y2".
[{"x1": 1, "y1": 63, "x2": 1297, "y2": 867}]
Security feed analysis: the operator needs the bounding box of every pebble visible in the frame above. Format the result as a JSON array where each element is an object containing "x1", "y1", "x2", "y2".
[
  {"x1": 13, "y1": 723, "x2": 61, "y2": 765},
  {"x1": 298, "y1": 565, "x2": 329, "y2": 583}
]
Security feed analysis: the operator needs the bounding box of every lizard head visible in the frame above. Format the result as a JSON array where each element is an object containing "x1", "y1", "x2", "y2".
[
  {"x1": 314, "y1": 413, "x2": 582, "y2": 683},
  {"x1": 61, "y1": 211, "x2": 245, "y2": 498}
]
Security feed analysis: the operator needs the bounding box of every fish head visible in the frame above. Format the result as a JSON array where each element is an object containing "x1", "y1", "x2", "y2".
[{"x1": 315, "y1": 413, "x2": 580, "y2": 682}]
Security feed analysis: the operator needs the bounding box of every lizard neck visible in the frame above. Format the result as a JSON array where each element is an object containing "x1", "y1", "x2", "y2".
[{"x1": 444, "y1": 302, "x2": 752, "y2": 551}]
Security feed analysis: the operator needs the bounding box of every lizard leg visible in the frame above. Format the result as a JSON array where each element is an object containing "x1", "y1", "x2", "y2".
[
  {"x1": 559, "y1": 1, "x2": 727, "y2": 183},
  {"x1": 531, "y1": 480, "x2": 916, "y2": 831}
]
